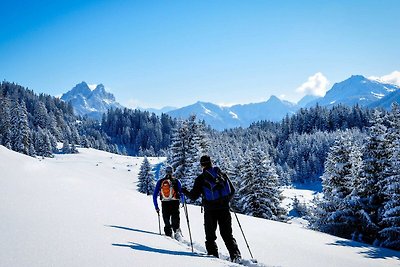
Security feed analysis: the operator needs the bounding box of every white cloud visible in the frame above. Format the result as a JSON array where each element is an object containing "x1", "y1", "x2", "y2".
[
  {"x1": 368, "y1": 71, "x2": 400, "y2": 86},
  {"x1": 296, "y1": 72, "x2": 329, "y2": 97}
]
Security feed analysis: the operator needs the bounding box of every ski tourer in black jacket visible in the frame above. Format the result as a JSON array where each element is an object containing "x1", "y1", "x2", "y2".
[{"x1": 182, "y1": 166, "x2": 241, "y2": 262}]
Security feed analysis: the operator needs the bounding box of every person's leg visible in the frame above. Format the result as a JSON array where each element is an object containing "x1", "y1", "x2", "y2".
[
  {"x1": 170, "y1": 200, "x2": 180, "y2": 232},
  {"x1": 218, "y1": 209, "x2": 241, "y2": 261},
  {"x1": 204, "y1": 210, "x2": 219, "y2": 257},
  {"x1": 161, "y1": 201, "x2": 172, "y2": 237}
]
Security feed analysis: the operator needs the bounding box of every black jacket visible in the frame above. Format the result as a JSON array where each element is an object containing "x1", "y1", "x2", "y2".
[{"x1": 184, "y1": 167, "x2": 235, "y2": 211}]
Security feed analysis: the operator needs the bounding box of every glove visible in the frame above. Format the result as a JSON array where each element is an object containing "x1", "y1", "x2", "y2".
[{"x1": 156, "y1": 208, "x2": 160, "y2": 214}]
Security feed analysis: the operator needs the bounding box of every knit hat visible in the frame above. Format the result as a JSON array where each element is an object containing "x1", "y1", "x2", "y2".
[
  {"x1": 165, "y1": 166, "x2": 173, "y2": 174},
  {"x1": 200, "y1": 155, "x2": 212, "y2": 167}
]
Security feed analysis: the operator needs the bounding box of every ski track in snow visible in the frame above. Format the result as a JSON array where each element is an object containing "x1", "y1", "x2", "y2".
[{"x1": 164, "y1": 235, "x2": 271, "y2": 267}]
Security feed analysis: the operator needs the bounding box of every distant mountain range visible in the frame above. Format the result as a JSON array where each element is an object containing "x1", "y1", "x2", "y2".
[
  {"x1": 61, "y1": 75, "x2": 399, "y2": 129},
  {"x1": 167, "y1": 96, "x2": 298, "y2": 130},
  {"x1": 167, "y1": 75, "x2": 399, "y2": 129},
  {"x1": 61, "y1": 82, "x2": 123, "y2": 120},
  {"x1": 144, "y1": 106, "x2": 177, "y2": 115}
]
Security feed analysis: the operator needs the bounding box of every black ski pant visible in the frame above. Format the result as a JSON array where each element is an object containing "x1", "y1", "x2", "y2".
[
  {"x1": 204, "y1": 208, "x2": 241, "y2": 260},
  {"x1": 161, "y1": 200, "x2": 180, "y2": 236}
]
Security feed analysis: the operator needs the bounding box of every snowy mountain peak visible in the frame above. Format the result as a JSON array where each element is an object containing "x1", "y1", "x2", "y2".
[
  {"x1": 63, "y1": 81, "x2": 92, "y2": 99},
  {"x1": 266, "y1": 95, "x2": 281, "y2": 104},
  {"x1": 267, "y1": 95, "x2": 297, "y2": 107},
  {"x1": 305, "y1": 74, "x2": 399, "y2": 107},
  {"x1": 349, "y1": 74, "x2": 367, "y2": 80},
  {"x1": 92, "y1": 84, "x2": 116, "y2": 101},
  {"x1": 94, "y1": 83, "x2": 105, "y2": 91},
  {"x1": 61, "y1": 82, "x2": 123, "y2": 120}
]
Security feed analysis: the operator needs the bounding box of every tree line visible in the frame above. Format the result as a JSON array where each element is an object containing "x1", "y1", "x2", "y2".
[
  {"x1": 312, "y1": 105, "x2": 400, "y2": 250},
  {"x1": 0, "y1": 81, "x2": 175, "y2": 157}
]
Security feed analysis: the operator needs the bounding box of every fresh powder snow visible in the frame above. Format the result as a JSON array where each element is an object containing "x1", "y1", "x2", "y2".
[{"x1": 1, "y1": 146, "x2": 399, "y2": 267}]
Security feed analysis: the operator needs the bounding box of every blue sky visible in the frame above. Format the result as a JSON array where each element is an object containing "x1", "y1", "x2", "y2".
[{"x1": 1, "y1": 0, "x2": 399, "y2": 108}]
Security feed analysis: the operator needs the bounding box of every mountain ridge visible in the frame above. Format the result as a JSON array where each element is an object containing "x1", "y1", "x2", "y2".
[
  {"x1": 305, "y1": 75, "x2": 399, "y2": 108},
  {"x1": 61, "y1": 75, "x2": 399, "y2": 129},
  {"x1": 61, "y1": 82, "x2": 124, "y2": 120}
]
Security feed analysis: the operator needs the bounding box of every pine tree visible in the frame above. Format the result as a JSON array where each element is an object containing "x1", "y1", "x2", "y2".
[
  {"x1": 358, "y1": 109, "x2": 391, "y2": 244},
  {"x1": 10, "y1": 100, "x2": 32, "y2": 155},
  {"x1": 379, "y1": 138, "x2": 400, "y2": 249},
  {"x1": 34, "y1": 127, "x2": 53, "y2": 157},
  {"x1": 236, "y1": 154, "x2": 253, "y2": 213},
  {"x1": 0, "y1": 96, "x2": 12, "y2": 149},
  {"x1": 33, "y1": 101, "x2": 48, "y2": 129},
  {"x1": 168, "y1": 115, "x2": 209, "y2": 189},
  {"x1": 62, "y1": 139, "x2": 71, "y2": 154},
  {"x1": 379, "y1": 103, "x2": 400, "y2": 249},
  {"x1": 185, "y1": 115, "x2": 205, "y2": 187},
  {"x1": 314, "y1": 131, "x2": 363, "y2": 238},
  {"x1": 137, "y1": 157, "x2": 155, "y2": 195},
  {"x1": 169, "y1": 120, "x2": 188, "y2": 182},
  {"x1": 238, "y1": 147, "x2": 286, "y2": 220}
]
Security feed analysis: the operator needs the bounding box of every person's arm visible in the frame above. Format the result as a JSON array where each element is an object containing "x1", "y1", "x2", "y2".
[
  {"x1": 153, "y1": 180, "x2": 161, "y2": 212},
  {"x1": 182, "y1": 176, "x2": 203, "y2": 200},
  {"x1": 227, "y1": 175, "x2": 236, "y2": 196}
]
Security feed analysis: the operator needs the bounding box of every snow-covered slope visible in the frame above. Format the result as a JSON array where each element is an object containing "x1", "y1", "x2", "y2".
[
  {"x1": 369, "y1": 89, "x2": 400, "y2": 110},
  {"x1": 61, "y1": 82, "x2": 124, "y2": 120},
  {"x1": 1, "y1": 146, "x2": 399, "y2": 267}
]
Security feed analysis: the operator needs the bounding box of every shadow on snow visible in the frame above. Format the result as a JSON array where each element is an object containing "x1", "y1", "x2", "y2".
[
  {"x1": 328, "y1": 239, "x2": 400, "y2": 261},
  {"x1": 112, "y1": 242, "x2": 203, "y2": 257},
  {"x1": 108, "y1": 225, "x2": 205, "y2": 258},
  {"x1": 106, "y1": 225, "x2": 160, "y2": 236}
]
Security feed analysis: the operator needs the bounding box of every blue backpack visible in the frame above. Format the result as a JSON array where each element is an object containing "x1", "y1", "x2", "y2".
[{"x1": 202, "y1": 168, "x2": 232, "y2": 202}]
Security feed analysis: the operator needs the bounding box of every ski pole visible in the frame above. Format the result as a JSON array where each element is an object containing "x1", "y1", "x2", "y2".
[
  {"x1": 232, "y1": 209, "x2": 254, "y2": 259},
  {"x1": 183, "y1": 196, "x2": 194, "y2": 252},
  {"x1": 157, "y1": 211, "x2": 161, "y2": 235}
]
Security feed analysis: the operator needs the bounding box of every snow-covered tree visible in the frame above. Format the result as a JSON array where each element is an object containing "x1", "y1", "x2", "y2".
[
  {"x1": 34, "y1": 127, "x2": 53, "y2": 157},
  {"x1": 10, "y1": 100, "x2": 33, "y2": 156},
  {"x1": 314, "y1": 130, "x2": 364, "y2": 238},
  {"x1": 379, "y1": 103, "x2": 400, "y2": 249},
  {"x1": 358, "y1": 110, "x2": 391, "y2": 243},
  {"x1": 33, "y1": 101, "x2": 48, "y2": 129},
  {"x1": 168, "y1": 115, "x2": 209, "y2": 188},
  {"x1": 137, "y1": 157, "x2": 155, "y2": 195},
  {"x1": 62, "y1": 139, "x2": 71, "y2": 154},
  {"x1": 0, "y1": 96, "x2": 12, "y2": 149},
  {"x1": 238, "y1": 147, "x2": 286, "y2": 221}
]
